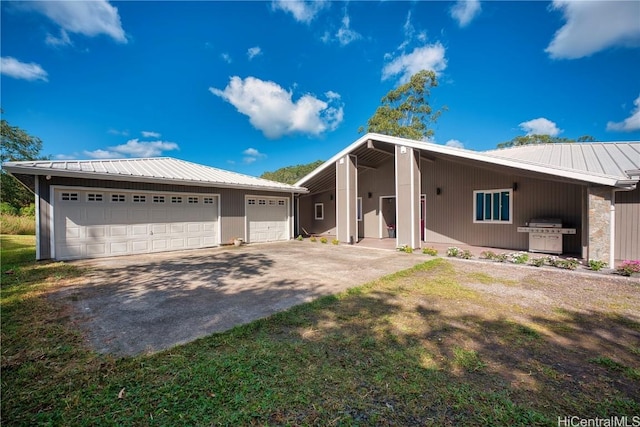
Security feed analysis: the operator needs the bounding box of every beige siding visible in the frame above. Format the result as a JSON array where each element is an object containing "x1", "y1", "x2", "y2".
[
  {"x1": 357, "y1": 158, "x2": 395, "y2": 238},
  {"x1": 422, "y1": 159, "x2": 583, "y2": 254},
  {"x1": 298, "y1": 191, "x2": 336, "y2": 236},
  {"x1": 615, "y1": 187, "x2": 640, "y2": 261}
]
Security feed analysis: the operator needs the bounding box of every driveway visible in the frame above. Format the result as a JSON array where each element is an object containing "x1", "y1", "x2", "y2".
[{"x1": 54, "y1": 241, "x2": 425, "y2": 356}]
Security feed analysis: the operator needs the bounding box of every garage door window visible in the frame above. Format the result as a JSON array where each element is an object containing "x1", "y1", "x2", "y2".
[
  {"x1": 61, "y1": 192, "x2": 78, "y2": 201},
  {"x1": 153, "y1": 195, "x2": 165, "y2": 203},
  {"x1": 171, "y1": 196, "x2": 183, "y2": 203},
  {"x1": 247, "y1": 199, "x2": 256, "y2": 205},
  {"x1": 204, "y1": 197, "x2": 214, "y2": 204},
  {"x1": 188, "y1": 197, "x2": 199, "y2": 204},
  {"x1": 259, "y1": 199, "x2": 266, "y2": 205},
  {"x1": 87, "y1": 193, "x2": 103, "y2": 202},
  {"x1": 133, "y1": 195, "x2": 146, "y2": 203},
  {"x1": 111, "y1": 194, "x2": 126, "y2": 202},
  {"x1": 278, "y1": 200, "x2": 285, "y2": 206}
]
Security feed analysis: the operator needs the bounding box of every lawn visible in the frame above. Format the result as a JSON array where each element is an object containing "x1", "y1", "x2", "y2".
[{"x1": 1, "y1": 235, "x2": 638, "y2": 426}]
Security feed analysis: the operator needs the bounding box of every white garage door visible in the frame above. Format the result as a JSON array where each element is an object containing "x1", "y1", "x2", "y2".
[
  {"x1": 246, "y1": 196, "x2": 289, "y2": 243},
  {"x1": 53, "y1": 188, "x2": 219, "y2": 260}
]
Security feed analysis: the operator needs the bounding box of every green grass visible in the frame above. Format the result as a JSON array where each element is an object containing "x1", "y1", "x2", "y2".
[{"x1": 1, "y1": 237, "x2": 638, "y2": 426}]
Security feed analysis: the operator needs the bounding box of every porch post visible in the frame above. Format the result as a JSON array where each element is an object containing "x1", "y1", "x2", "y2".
[
  {"x1": 335, "y1": 154, "x2": 358, "y2": 244},
  {"x1": 395, "y1": 145, "x2": 421, "y2": 248},
  {"x1": 587, "y1": 186, "x2": 612, "y2": 262}
]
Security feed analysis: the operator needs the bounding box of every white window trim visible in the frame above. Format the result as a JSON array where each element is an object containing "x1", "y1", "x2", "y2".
[
  {"x1": 473, "y1": 188, "x2": 513, "y2": 224},
  {"x1": 315, "y1": 203, "x2": 324, "y2": 220},
  {"x1": 357, "y1": 197, "x2": 363, "y2": 222}
]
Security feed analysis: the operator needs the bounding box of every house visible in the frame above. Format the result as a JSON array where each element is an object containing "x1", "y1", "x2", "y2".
[
  {"x1": 3, "y1": 157, "x2": 306, "y2": 260},
  {"x1": 295, "y1": 133, "x2": 640, "y2": 266}
]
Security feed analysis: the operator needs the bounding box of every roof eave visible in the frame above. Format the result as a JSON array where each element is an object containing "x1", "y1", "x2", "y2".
[{"x1": 3, "y1": 164, "x2": 308, "y2": 194}]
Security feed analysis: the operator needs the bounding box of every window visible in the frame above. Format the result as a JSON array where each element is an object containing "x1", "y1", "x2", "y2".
[
  {"x1": 315, "y1": 203, "x2": 324, "y2": 220},
  {"x1": 204, "y1": 197, "x2": 214, "y2": 204},
  {"x1": 171, "y1": 196, "x2": 183, "y2": 204},
  {"x1": 133, "y1": 195, "x2": 146, "y2": 203},
  {"x1": 269, "y1": 200, "x2": 276, "y2": 206},
  {"x1": 357, "y1": 197, "x2": 363, "y2": 221},
  {"x1": 258, "y1": 199, "x2": 266, "y2": 205},
  {"x1": 473, "y1": 189, "x2": 512, "y2": 223},
  {"x1": 87, "y1": 193, "x2": 103, "y2": 202},
  {"x1": 247, "y1": 199, "x2": 256, "y2": 205},
  {"x1": 278, "y1": 200, "x2": 285, "y2": 206},
  {"x1": 61, "y1": 192, "x2": 78, "y2": 201},
  {"x1": 111, "y1": 194, "x2": 126, "y2": 202},
  {"x1": 153, "y1": 195, "x2": 165, "y2": 203},
  {"x1": 188, "y1": 197, "x2": 199, "y2": 204}
]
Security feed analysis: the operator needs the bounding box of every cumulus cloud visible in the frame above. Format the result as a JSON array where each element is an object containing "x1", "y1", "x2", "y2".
[
  {"x1": 519, "y1": 118, "x2": 562, "y2": 136},
  {"x1": 141, "y1": 131, "x2": 161, "y2": 138},
  {"x1": 445, "y1": 139, "x2": 465, "y2": 149},
  {"x1": 84, "y1": 139, "x2": 179, "y2": 159},
  {"x1": 271, "y1": 0, "x2": 328, "y2": 24},
  {"x1": 247, "y1": 46, "x2": 262, "y2": 60},
  {"x1": 0, "y1": 57, "x2": 48, "y2": 81},
  {"x1": 606, "y1": 95, "x2": 640, "y2": 132},
  {"x1": 243, "y1": 147, "x2": 267, "y2": 164},
  {"x1": 209, "y1": 76, "x2": 344, "y2": 139},
  {"x1": 450, "y1": 0, "x2": 481, "y2": 27},
  {"x1": 546, "y1": 0, "x2": 640, "y2": 59},
  {"x1": 382, "y1": 43, "x2": 447, "y2": 83},
  {"x1": 20, "y1": 0, "x2": 127, "y2": 43}
]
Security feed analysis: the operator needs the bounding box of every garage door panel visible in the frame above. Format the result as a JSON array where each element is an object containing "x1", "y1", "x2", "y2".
[
  {"x1": 247, "y1": 197, "x2": 289, "y2": 243},
  {"x1": 54, "y1": 188, "x2": 219, "y2": 260}
]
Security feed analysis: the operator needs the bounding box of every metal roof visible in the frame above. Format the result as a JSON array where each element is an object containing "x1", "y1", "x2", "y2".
[
  {"x1": 485, "y1": 143, "x2": 640, "y2": 180},
  {"x1": 296, "y1": 133, "x2": 640, "y2": 190},
  {"x1": 2, "y1": 157, "x2": 307, "y2": 193}
]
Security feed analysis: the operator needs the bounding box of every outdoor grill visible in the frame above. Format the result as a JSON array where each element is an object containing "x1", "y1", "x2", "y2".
[{"x1": 517, "y1": 218, "x2": 576, "y2": 255}]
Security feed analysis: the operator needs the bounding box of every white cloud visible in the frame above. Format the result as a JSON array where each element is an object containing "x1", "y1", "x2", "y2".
[
  {"x1": 450, "y1": 0, "x2": 481, "y2": 28},
  {"x1": 607, "y1": 95, "x2": 640, "y2": 132},
  {"x1": 0, "y1": 57, "x2": 48, "y2": 81},
  {"x1": 247, "y1": 46, "x2": 262, "y2": 60},
  {"x1": 45, "y1": 29, "x2": 72, "y2": 47},
  {"x1": 271, "y1": 0, "x2": 328, "y2": 24},
  {"x1": 518, "y1": 118, "x2": 562, "y2": 136},
  {"x1": 221, "y1": 53, "x2": 232, "y2": 63},
  {"x1": 382, "y1": 43, "x2": 447, "y2": 83},
  {"x1": 335, "y1": 14, "x2": 362, "y2": 46},
  {"x1": 546, "y1": 0, "x2": 640, "y2": 59},
  {"x1": 209, "y1": 76, "x2": 344, "y2": 139},
  {"x1": 84, "y1": 139, "x2": 179, "y2": 159},
  {"x1": 22, "y1": 0, "x2": 127, "y2": 43},
  {"x1": 141, "y1": 131, "x2": 161, "y2": 138},
  {"x1": 242, "y1": 147, "x2": 267, "y2": 164},
  {"x1": 108, "y1": 128, "x2": 129, "y2": 136},
  {"x1": 445, "y1": 139, "x2": 465, "y2": 149}
]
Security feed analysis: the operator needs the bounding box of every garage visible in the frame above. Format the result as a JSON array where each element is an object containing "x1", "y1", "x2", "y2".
[
  {"x1": 246, "y1": 196, "x2": 290, "y2": 243},
  {"x1": 53, "y1": 187, "x2": 219, "y2": 260}
]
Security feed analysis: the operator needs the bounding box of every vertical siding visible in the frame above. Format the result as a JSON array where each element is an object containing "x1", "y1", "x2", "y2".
[
  {"x1": 358, "y1": 158, "x2": 395, "y2": 238},
  {"x1": 615, "y1": 187, "x2": 640, "y2": 261},
  {"x1": 298, "y1": 191, "x2": 336, "y2": 236},
  {"x1": 422, "y1": 159, "x2": 583, "y2": 254},
  {"x1": 38, "y1": 177, "x2": 53, "y2": 259}
]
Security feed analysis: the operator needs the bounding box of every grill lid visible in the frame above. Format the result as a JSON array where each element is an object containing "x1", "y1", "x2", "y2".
[{"x1": 528, "y1": 218, "x2": 562, "y2": 228}]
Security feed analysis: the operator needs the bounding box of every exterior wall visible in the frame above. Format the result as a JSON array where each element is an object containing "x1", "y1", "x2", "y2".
[
  {"x1": 357, "y1": 158, "x2": 395, "y2": 238},
  {"x1": 36, "y1": 176, "x2": 293, "y2": 259},
  {"x1": 298, "y1": 190, "x2": 336, "y2": 236},
  {"x1": 588, "y1": 187, "x2": 612, "y2": 262},
  {"x1": 614, "y1": 186, "x2": 640, "y2": 261},
  {"x1": 421, "y1": 158, "x2": 583, "y2": 254}
]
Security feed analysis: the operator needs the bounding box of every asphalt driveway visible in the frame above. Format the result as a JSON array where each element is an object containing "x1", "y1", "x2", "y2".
[{"x1": 54, "y1": 241, "x2": 425, "y2": 356}]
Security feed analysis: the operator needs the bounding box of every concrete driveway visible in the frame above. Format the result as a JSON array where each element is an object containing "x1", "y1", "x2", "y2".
[{"x1": 54, "y1": 241, "x2": 426, "y2": 356}]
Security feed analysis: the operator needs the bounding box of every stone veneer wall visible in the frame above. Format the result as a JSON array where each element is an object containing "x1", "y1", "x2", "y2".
[{"x1": 588, "y1": 186, "x2": 612, "y2": 262}]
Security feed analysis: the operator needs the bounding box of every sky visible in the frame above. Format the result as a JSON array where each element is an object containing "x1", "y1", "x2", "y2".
[{"x1": 2, "y1": 0, "x2": 640, "y2": 177}]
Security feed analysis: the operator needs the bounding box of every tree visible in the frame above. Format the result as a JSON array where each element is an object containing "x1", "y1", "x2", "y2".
[
  {"x1": 496, "y1": 134, "x2": 596, "y2": 149},
  {"x1": 260, "y1": 160, "x2": 324, "y2": 184},
  {"x1": 1, "y1": 114, "x2": 46, "y2": 209},
  {"x1": 359, "y1": 70, "x2": 446, "y2": 141}
]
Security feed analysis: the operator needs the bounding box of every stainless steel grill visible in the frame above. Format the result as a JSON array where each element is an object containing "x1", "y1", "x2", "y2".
[{"x1": 517, "y1": 218, "x2": 576, "y2": 255}]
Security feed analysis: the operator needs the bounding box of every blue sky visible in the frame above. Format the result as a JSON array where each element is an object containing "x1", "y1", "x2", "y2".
[{"x1": 2, "y1": 0, "x2": 640, "y2": 176}]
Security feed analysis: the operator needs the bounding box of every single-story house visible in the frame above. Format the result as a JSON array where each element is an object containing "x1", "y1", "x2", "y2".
[
  {"x1": 3, "y1": 157, "x2": 306, "y2": 260},
  {"x1": 295, "y1": 133, "x2": 640, "y2": 266}
]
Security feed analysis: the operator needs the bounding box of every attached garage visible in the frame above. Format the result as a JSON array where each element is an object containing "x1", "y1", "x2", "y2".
[
  {"x1": 53, "y1": 187, "x2": 220, "y2": 260},
  {"x1": 246, "y1": 196, "x2": 289, "y2": 243},
  {"x1": 4, "y1": 157, "x2": 306, "y2": 261}
]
